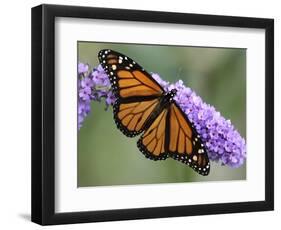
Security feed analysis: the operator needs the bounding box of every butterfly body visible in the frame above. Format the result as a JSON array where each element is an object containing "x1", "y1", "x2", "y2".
[
  {"x1": 99, "y1": 49, "x2": 210, "y2": 176},
  {"x1": 142, "y1": 89, "x2": 177, "y2": 130}
]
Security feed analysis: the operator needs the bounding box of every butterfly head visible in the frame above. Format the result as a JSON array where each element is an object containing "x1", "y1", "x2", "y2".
[
  {"x1": 162, "y1": 88, "x2": 178, "y2": 104},
  {"x1": 170, "y1": 88, "x2": 177, "y2": 97},
  {"x1": 166, "y1": 88, "x2": 177, "y2": 98}
]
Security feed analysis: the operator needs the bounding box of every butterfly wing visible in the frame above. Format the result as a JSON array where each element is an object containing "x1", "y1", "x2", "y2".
[
  {"x1": 98, "y1": 49, "x2": 164, "y2": 137},
  {"x1": 168, "y1": 102, "x2": 210, "y2": 175},
  {"x1": 137, "y1": 108, "x2": 169, "y2": 160},
  {"x1": 113, "y1": 99, "x2": 160, "y2": 137}
]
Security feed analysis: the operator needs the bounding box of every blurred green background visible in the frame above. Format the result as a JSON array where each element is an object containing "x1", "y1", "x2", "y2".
[{"x1": 78, "y1": 42, "x2": 246, "y2": 187}]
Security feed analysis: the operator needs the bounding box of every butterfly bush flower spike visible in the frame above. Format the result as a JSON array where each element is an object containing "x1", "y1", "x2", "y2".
[
  {"x1": 152, "y1": 75, "x2": 246, "y2": 168},
  {"x1": 78, "y1": 63, "x2": 91, "y2": 129},
  {"x1": 78, "y1": 63, "x2": 115, "y2": 129},
  {"x1": 77, "y1": 63, "x2": 246, "y2": 168}
]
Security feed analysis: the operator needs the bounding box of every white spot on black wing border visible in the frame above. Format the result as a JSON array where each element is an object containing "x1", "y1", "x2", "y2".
[
  {"x1": 168, "y1": 151, "x2": 209, "y2": 176},
  {"x1": 98, "y1": 50, "x2": 120, "y2": 97}
]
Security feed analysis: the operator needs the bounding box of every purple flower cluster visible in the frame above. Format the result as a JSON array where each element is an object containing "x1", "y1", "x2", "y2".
[
  {"x1": 78, "y1": 63, "x2": 91, "y2": 129},
  {"x1": 78, "y1": 63, "x2": 246, "y2": 168},
  {"x1": 152, "y1": 74, "x2": 246, "y2": 168},
  {"x1": 78, "y1": 63, "x2": 115, "y2": 129}
]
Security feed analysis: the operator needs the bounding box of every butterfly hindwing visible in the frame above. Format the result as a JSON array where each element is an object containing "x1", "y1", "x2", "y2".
[
  {"x1": 168, "y1": 102, "x2": 210, "y2": 175},
  {"x1": 113, "y1": 98, "x2": 159, "y2": 137},
  {"x1": 137, "y1": 108, "x2": 169, "y2": 160}
]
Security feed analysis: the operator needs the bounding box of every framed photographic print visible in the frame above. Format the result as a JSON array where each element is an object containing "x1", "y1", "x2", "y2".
[{"x1": 31, "y1": 4, "x2": 274, "y2": 225}]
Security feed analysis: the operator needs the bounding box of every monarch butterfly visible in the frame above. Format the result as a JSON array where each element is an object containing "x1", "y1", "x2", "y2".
[{"x1": 98, "y1": 49, "x2": 210, "y2": 176}]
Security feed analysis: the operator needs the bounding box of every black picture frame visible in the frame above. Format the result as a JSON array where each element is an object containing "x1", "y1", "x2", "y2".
[{"x1": 31, "y1": 4, "x2": 274, "y2": 225}]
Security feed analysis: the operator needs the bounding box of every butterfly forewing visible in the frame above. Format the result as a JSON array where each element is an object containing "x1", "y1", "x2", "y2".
[
  {"x1": 99, "y1": 49, "x2": 164, "y2": 137},
  {"x1": 98, "y1": 49, "x2": 164, "y2": 98},
  {"x1": 168, "y1": 103, "x2": 210, "y2": 175}
]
